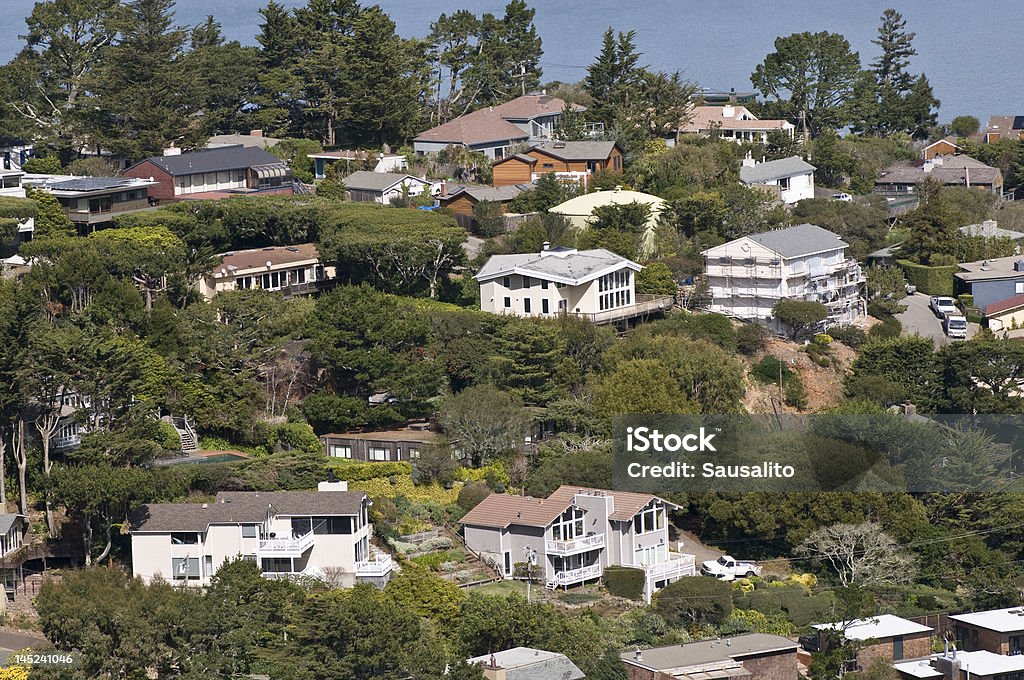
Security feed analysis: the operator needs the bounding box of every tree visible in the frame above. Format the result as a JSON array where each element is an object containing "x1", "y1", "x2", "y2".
[
  {"x1": 864, "y1": 265, "x2": 907, "y2": 300},
  {"x1": 797, "y1": 521, "x2": 917, "y2": 587},
  {"x1": 384, "y1": 564, "x2": 465, "y2": 622},
  {"x1": 427, "y1": 10, "x2": 481, "y2": 123},
  {"x1": 0, "y1": 197, "x2": 37, "y2": 242},
  {"x1": 585, "y1": 28, "x2": 641, "y2": 127},
  {"x1": 751, "y1": 31, "x2": 862, "y2": 136},
  {"x1": 25, "y1": 186, "x2": 74, "y2": 238},
  {"x1": 472, "y1": 199, "x2": 504, "y2": 237},
  {"x1": 462, "y1": 1, "x2": 543, "y2": 106},
  {"x1": 772, "y1": 299, "x2": 828, "y2": 340},
  {"x1": 411, "y1": 442, "x2": 458, "y2": 485},
  {"x1": 653, "y1": 576, "x2": 733, "y2": 627},
  {"x1": 591, "y1": 359, "x2": 697, "y2": 426},
  {"x1": 90, "y1": 226, "x2": 188, "y2": 309},
  {"x1": 437, "y1": 385, "x2": 528, "y2": 466},
  {"x1": 950, "y1": 115, "x2": 980, "y2": 138},
  {"x1": 635, "y1": 261, "x2": 676, "y2": 295}
]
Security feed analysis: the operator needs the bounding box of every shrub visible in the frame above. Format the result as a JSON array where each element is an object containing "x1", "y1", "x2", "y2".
[
  {"x1": 772, "y1": 299, "x2": 828, "y2": 340},
  {"x1": 897, "y1": 259, "x2": 957, "y2": 296},
  {"x1": 867, "y1": 299, "x2": 906, "y2": 319},
  {"x1": 803, "y1": 343, "x2": 831, "y2": 368},
  {"x1": 813, "y1": 334, "x2": 833, "y2": 345},
  {"x1": 958, "y1": 294, "x2": 975, "y2": 308},
  {"x1": 325, "y1": 460, "x2": 412, "y2": 481},
  {"x1": 654, "y1": 576, "x2": 733, "y2": 626},
  {"x1": 868, "y1": 316, "x2": 902, "y2": 340},
  {"x1": 736, "y1": 323, "x2": 769, "y2": 355},
  {"x1": 457, "y1": 482, "x2": 490, "y2": 512},
  {"x1": 784, "y1": 374, "x2": 808, "y2": 410},
  {"x1": 826, "y1": 325, "x2": 868, "y2": 348},
  {"x1": 751, "y1": 356, "x2": 793, "y2": 385},
  {"x1": 604, "y1": 566, "x2": 645, "y2": 600}
]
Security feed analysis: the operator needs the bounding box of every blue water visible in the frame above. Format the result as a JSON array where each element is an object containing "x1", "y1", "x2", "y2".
[{"x1": 1, "y1": 0, "x2": 1018, "y2": 120}]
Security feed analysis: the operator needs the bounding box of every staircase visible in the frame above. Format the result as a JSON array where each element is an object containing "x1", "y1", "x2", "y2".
[{"x1": 163, "y1": 415, "x2": 199, "y2": 454}]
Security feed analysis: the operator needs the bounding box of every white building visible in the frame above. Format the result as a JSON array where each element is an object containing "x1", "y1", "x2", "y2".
[
  {"x1": 197, "y1": 243, "x2": 335, "y2": 300},
  {"x1": 467, "y1": 647, "x2": 585, "y2": 680},
  {"x1": 130, "y1": 482, "x2": 392, "y2": 587},
  {"x1": 702, "y1": 223, "x2": 865, "y2": 325},
  {"x1": 678, "y1": 104, "x2": 795, "y2": 144},
  {"x1": 475, "y1": 245, "x2": 673, "y2": 325},
  {"x1": 308, "y1": 150, "x2": 407, "y2": 180},
  {"x1": 740, "y1": 155, "x2": 816, "y2": 205},
  {"x1": 341, "y1": 171, "x2": 435, "y2": 204},
  {"x1": 0, "y1": 169, "x2": 35, "y2": 239}
]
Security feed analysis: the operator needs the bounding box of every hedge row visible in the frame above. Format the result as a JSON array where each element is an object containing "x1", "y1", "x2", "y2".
[
  {"x1": 897, "y1": 259, "x2": 958, "y2": 296},
  {"x1": 324, "y1": 460, "x2": 413, "y2": 481},
  {"x1": 604, "y1": 566, "x2": 645, "y2": 600}
]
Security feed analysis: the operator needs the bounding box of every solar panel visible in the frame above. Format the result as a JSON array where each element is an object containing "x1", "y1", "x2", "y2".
[
  {"x1": 1013, "y1": 116, "x2": 1024, "y2": 130},
  {"x1": 48, "y1": 177, "x2": 135, "y2": 191}
]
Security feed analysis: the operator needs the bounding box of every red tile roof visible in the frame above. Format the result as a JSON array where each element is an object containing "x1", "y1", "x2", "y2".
[{"x1": 985, "y1": 294, "x2": 1024, "y2": 316}]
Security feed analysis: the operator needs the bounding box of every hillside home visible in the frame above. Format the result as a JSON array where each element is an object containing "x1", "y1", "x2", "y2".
[
  {"x1": 124, "y1": 146, "x2": 292, "y2": 201},
  {"x1": 923, "y1": 136, "x2": 962, "y2": 159},
  {"x1": 0, "y1": 169, "x2": 34, "y2": 239},
  {"x1": 437, "y1": 183, "x2": 530, "y2": 229},
  {"x1": 340, "y1": 171, "x2": 434, "y2": 204},
  {"x1": 548, "y1": 187, "x2": 667, "y2": 258},
  {"x1": 740, "y1": 155, "x2": 816, "y2": 205},
  {"x1": 875, "y1": 156, "x2": 1003, "y2": 197},
  {"x1": 622, "y1": 633, "x2": 798, "y2": 680},
  {"x1": 320, "y1": 427, "x2": 440, "y2": 462},
  {"x1": 0, "y1": 514, "x2": 28, "y2": 598},
  {"x1": 308, "y1": 150, "x2": 407, "y2": 180},
  {"x1": 131, "y1": 482, "x2": 391, "y2": 587},
  {"x1": 460, "y1": 486, "x2": 695, "y2": 602},
  {"x1": 932, "y1": 649, "x2": 1024, "y2": 680},
  {"x1": 678, "y1": 104, "x2": 795, "y2": 144},
  {"x1": 197, "y1": 244, "x2": 334, "y2": 300},
  {"x1": 476, "y1": 245, "x2": 672, "y2": 325},
  {"x1": 983, "y1": 116, "x2": 1024, "y2": 143},
  {"x1": 468, "y1": 647, "x2": 586, "y2": 680},
  {"x1": 812, "y1": 615, "x2": 934, "y2": 668},
  {"x1": 413, "y1": 94, "x2": 584, "y2": 159},
  {"x1": 702, "y1": 223, "x2": 866, "y2": 325},
  {"x1": 25, "y1": 175, "x2": 157, "y2": 232},
  {"x1": 491, "y1": 141, "x2": 623, "y2": 187},
  {"x1": 950, "y1": 607, "x2": 1024, "y2": 654}
]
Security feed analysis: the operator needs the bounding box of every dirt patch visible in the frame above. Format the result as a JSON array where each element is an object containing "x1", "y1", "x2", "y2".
[{"x1": 742, "y1": 337, "x2": 857, "y2": 414}]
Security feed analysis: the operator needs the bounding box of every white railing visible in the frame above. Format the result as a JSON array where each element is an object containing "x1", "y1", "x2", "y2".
[
  {"x1": 570, "y1": 295, "x2": 674, "y2": 325},
  {"x1": 552, "y1": 563, "x2": 602, "y2": 585},
  {"x1": 545, "y1": 534, "x2": 605, "y2": 555},
  {"x1": 258, "y1": 531, "x2": 315, "y2": 556},
  {"x1": 644, "y1": 553, "x2": 696, "y2": 580},
  {"x1": 356, "y1": 554, "x2": 394, "y2": 577},
  {"x1": 52, "y1": 434, "x2": 81, "y2": 451}
]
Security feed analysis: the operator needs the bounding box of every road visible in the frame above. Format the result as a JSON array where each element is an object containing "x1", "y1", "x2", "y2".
[{"x1": 896, "y1": 293, "x2": 977, "y2": 346}]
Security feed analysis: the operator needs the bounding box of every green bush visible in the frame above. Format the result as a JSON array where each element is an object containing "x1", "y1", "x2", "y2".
[
  {"x1": 751, "y1": 356, "x2": 793, "y2": 385},
  {"x1": 456, "y1": 482, "x2": 490, "y2": 512},
  {"x1": 868, "y1": 316, "x2": 902, "y2": 340},
  {"x1": 736, "y1": 323, "x2": 769, "y2": 355},
  {"x1": 784, "y1": 374, "x2": 808, "y2": 409},
  {"x1": 604, "y1": 566, "x2": 645, "y2": 600},
  {"x1": 156, "y1": 420, "x2": 182, "y2": 451},
  {"x1": 867, "y1": 298, "x2": 906, "y2": 319},
  {"x1": 957, "y1": 294, "x2": 975, "y2": 308},
  {"x1": 826, "y1": 325, "x2": 868, "y2": 348},
  {"x1": 897, "y1": 259, "x2": 958, "y2": 296},
  {"x1": 325, "y1": 460, "x2": 413, "y2": 481}
]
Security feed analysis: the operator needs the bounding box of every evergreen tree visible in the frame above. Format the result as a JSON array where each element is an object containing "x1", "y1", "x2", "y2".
[
  {"x1": 585, "y1": 28, "x2": 641, "y2": 126},
  {"x1": 25, "y1": 186, "x2": 74, "y2": 238},
  {"x1": 428, "y1": 9, "x2": 481, "y2": 123},
  {"x1": 462, "y1": 1, "x2": 543, "y2": 106}
]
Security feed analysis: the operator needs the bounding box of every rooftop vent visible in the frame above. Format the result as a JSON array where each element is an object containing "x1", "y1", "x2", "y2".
[
  {"x1": 285, "y1": 246, "x2": 298, "y2": 251},
  {"x1": 1015, "y1": 260, "x2": 1024, "y2": 272}
]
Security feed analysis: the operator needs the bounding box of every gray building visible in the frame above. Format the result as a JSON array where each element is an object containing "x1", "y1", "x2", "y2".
[{"x1": 955, "y1": 255, "x2": 1024, "y2": 310}]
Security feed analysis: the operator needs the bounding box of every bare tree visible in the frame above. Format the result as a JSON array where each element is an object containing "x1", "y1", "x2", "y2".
[
  {"x1": 10, "y1": 419, "x2": 28, "y2": 516},
  {"x1": 797, "y1": 521, "x2": 916, "y2": 587}
]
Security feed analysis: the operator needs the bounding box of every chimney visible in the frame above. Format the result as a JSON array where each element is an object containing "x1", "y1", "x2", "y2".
[
  {"x1": 722, "y1": 104, "x2": 735, "y2": 119},
  {"x1": 163, "y1": 145, "x2": 181, "y2": 156},
  {"x1": 634, "y1": 648, "x2": 643, "y2": 662},
  {"x1": 741, "y1": 152, "x2": 757, "y2": 168},
  {"x1": 249, "y1": 129, "x2": 264, "y2": 138},
  {"x1": 1014, "y1": 260, "x2": 1024, "y2": 272},
  {"x1": 542, "y1": 241, "x2": 550, "y2": 251},
  {"x1": 440, "y1": 179, "x2": 448, "y2": 197},
  {"x1": 903, "y1": 402, "x2": 917, "y2": 416},
  {"x1": 923, "y1": 159, "x2": 934, "y2": 173}
]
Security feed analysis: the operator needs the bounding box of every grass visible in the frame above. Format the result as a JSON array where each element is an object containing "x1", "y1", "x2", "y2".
[
  {"x1": 471, "y1": 579, "x2": 530, "y2": 597},
  {"x1": 410, "y1": 549, "x2": 467, "y2": 571}
]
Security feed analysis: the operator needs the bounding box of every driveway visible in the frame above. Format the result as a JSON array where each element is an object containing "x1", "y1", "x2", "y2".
[{"x1": 896, "y1": 293, "x2": 977, "y2": 346}]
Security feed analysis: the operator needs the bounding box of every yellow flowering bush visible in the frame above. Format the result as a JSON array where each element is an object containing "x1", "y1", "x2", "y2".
[{"x1": 350, "y1": 476, "x2": 461, "y2": 505}]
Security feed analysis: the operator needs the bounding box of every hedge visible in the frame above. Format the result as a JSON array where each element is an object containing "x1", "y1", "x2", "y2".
[
  {"x1": 604, "y1": 566, "x2": 645, "y2": 600},
  {"x1": 324, "y1": 460, "x2": 413, "y2": 481},
  {"x1": 897, "y1": 259, "x2": 958, "y2": 296}
]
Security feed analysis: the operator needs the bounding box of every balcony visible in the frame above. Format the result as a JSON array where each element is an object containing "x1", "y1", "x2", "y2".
[
  {"x1": 545, "y1": 533, "x2": 605, "y2": 555},
  {"x1": 644, "y1": 552, "x2": 696, "y2": 581},
  {"x1": 257, "y1": 531, "x2": 314, "y2": 558},
  {"x1": 569, "y1": 295, "x2": 674, "y2": 325},
  {"x1": 52, "y1": 434, "x2": 81, "y2": 452},
  {"x1": 549, "y1": 563, "x2": 602, "y2": 587},
  {"x1": 356, "y1": 554, "x2": 394, "y2": 577}
]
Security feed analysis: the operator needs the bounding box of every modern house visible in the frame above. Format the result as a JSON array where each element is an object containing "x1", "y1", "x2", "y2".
[
  {"x1": 954, "y1": 255, "x2": 1024, "y2": 316},
  {"x1": 0, "y1": 169, "x2": 35, "y2": 239},
  {"x1": 25, "y1": 175, "x2": 157, "y2": 232},
  {"x1": 197, "y1": 244, "x2": 335, "y2": 300},
  {"x1": 437, "y1": 182, "x2": 530, "y2": 229},
  {"x1": 320, "y1": 427, "x2": 440, "y2": 462},
  {"x1": 923, "y1": 136, "x2": 962, "y2": 159},
  {"x1": 950, "y1": 607, "x2": 1024, "y2": 654},
  {"x1": 341, "y1": 171, "x2": 434, "y2": 204},
  {"x1": 413, "y1": 94, "x2": 583, "y2": 159},
  {"x1": 621, "y1": 633, "x2": 798, "y2": 680},
  {"x1": 308, "y1": 150, "x2": 407, "y2": 180},
  {"x1": 983, "y1": 116, "x2": 1024, "y2": 143},
  {"x1": 702, "y1": 223, "x2": 866, "y2": 325},
  {"x1": 123, "y1": 146, "x2": 293, "y2": 201},
  {"x1": 491, "y1": 141, "x2": 623, "y2": 187},
  {"x1": 931, "y1": 649, "x2": 1024, "y2": 680},
  {"x1": 812, "y1": 615, "x2": 934, "y2": 668},
  {"x1": 740, "y1": 155, "x2": 816, "y2": 205},
  {"x1": 678, "y1": 104, "x2": 795, "y2": 144},
  {"x1": 476, "y1": 245, "x2": 672, "y2": 325},
  {"x1": 467, "y1": 647, "x2": 586, "y2": 680},
  {"x1": 130, "y1": 481, "x2": 392, "y2": 587},
  {"x1": 548, "y1": 187, "x2": 667, "y2": 258},
  {"x1": 0, "y1": 514, "x2": 28, "y2": 599},
  {"x1": 875, "y1": 156, "x2": 1003, "y2": 197},
  {"x1": 459, "y1": 485, "x2": 695, "y2": 602}
]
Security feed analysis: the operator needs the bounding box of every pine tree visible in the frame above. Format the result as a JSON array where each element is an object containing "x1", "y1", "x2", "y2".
[{"x1": 585, "y1": 28, "x2": 641, "y2": 126}]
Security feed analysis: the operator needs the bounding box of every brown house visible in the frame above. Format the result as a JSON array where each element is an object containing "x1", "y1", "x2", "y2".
[
  {"x1": 950, "y1": 607, "x2": 1024, "y2": 654},
  {"x1": 438, "y1": 183, "x2": 530, "y2": 229},
  {"x1": 319, "y1": 427, "x2": 440, "y2": 463},
  {"x1": 491, "y1": 141, "x2": 624, "y2": 187},
  {"x1": 923, "y1": 136, "x2": 962, "y2": 159},
  {"x1": 983, "y1": 116, "x2": 1024, "y2": 143},
  {"x1": 622, "y1": 634, "x2": 798, "y2": 680},
  {"x1": 813, "y1": 615, "x2": 934, "y2": 668},
  {"x1": 124, "y1": 145, "x2": 292, "y2": 202}
]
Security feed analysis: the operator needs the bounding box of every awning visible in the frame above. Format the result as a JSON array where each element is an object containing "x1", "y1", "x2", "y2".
[{"x1": 251, "y1": 163, "x2": 289, "y2": 180}]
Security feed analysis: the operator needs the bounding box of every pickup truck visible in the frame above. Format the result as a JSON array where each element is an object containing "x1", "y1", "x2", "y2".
[
  {"x1": 930, "y1": 296, "x2": 958, "y2": 318},
  {"x1": 944, "y1": 314, "x2": 968, "y2": 339},
  {"x1": 700, "y1": 555, "x2": 762, "y2": 580}
]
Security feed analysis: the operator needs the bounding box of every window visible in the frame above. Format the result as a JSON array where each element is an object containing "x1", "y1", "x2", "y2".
[
  {"x1": 241, "y1": 524, "x2": 258, "y2": 539},
  {"x1": 409, "y1": 448, "x2": 420, "y2": 459},
  {"x1": 551, "y1": 506, "x2": 585, "y2": 541},
  {"x1": 237, "y1": 276, "x2": 253, "y2": 290},
  {"x1": 633, "y1": 504, "x2": 665, "y2": 534},
  {"x1": 522, "y1": 276, "x2": 531, "y2": 287},
  {"x1": 542, "y1": 299, "x2": 549, "y2": 314},
  {"x1": 779, "y1": 177, "x2": 791, "y2": 190},
  {"x1": 369, "y1": 446, "x2": 388, "y2": 461},
  {"x1": 504, "y1": 297, "x2": 511, "y2": 308},
  {"x1": 330, "y1": 444, "x2": 352, "y2": 458},
  {"x1": 171, "y1": 557, "x2": 200, "y2": 580},
  {"x1": 524, "y1": 299, "x2": 531, "y2": 313},
  {"x1": 312, "y1": 516, "x2": 353, "y2": 534},
  {"x1": 205, "y1": 172, "x2": 217, "y2": 187},
  {"x1": 541, "y1": 280, "x2": 549, "y2": 289},
  {"x1": 1016, "y1": 282, "x2": 1024, "y2": 295},
  {"x1": 503, "y1": 276, "x2": 511, "y2": 288},
  {"x1": 204, "y1": 555, "x2": 213, "y2": 577},
  {"x1": 170, "y1": 532, "x2": 199, "y2": 545}
]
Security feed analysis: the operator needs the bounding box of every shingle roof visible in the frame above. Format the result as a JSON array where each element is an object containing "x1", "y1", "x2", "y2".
[
  {"x1": 622, "y1": 634, "x2": 797, "y2": 671},
  {"x1": 342, "y1": 171, "x2": 426, "y2": 192},
  {"x1": 740, "y1": 156, "x2": 816, "y2": 184},
  {"x1": 414, "y1": 95, "x2": 575, "y2": 146},
  {"x1": 876, "y1": 156, "x2": 1002, "y2": 187},
  {"x1": 475, "y1": 247, "x2": 641, "y2": 285},
  {"x1": 530, "y1": 141, "x2": 618, "y2": 162},
  {"x1": 547, "y1": 485, "x2": 665, "y2": 521},
  {"x1": 681, "y1": 105, "x2": 791, "y2": 133},
  {"x1": 960, "y1": 220, "x2": 1024, "y2": 240},
  {"x1": 459, "y1": 494, "x2": 573, "y2": 529},
  {"x1": 131, "y1": 146, "x2": 285, "y2": 176},
  {"x1": 745, "y1": 223, "x2": 849, "y2": 258},
  {"x1": 985, "y1": 294, "x2": 1024, "y2": 316},
  {"x1": 132, "y1": 491, "x2": 366, "y2": 532},
  {"x1": 0, "y1": 514, "x2": 23, "y2": 537},
  {"x1": 213, "y1": 244, "x2": 320, "y2": 273},
  {"x1": 444, "y1": 183, "x2": 529, "y2": 203}
]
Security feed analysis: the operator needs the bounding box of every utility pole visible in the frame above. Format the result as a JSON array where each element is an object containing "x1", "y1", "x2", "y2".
[{"x1": 524, "y1": 547, "x2": 537, "y2": 603}]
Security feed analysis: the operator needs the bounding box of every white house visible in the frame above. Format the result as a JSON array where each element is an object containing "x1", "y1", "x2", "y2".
[
  {"x1": 197, "y1": 243, "x2": 335, "y2": 301},
  {"x1": 740, "y1": 155, "x2": 816, "y2": 205},
  {"x1": 475, "y1": 245, "x2": 673, "y2": 325},
  {"x1": 702, "y1": 223, "x2": 865, "y2": 325},
  {"x1": 0, "y1": 514, "x2": 28, "y2": 598},
  {"x1": 130, "y1": 481, "x2": 392, "y2": 587},
  {"x1": 308, "y1": 150, "x2": 407, "y2": 180},
  {"x1": 678, "y1": 104, "x2": 795, "y2": 144},
  {"x1": 0, "y1": 169, "x2": 35, "y2": 239},
  {"x1": 341, "y1": 171, "x2": 435, "y2": 204}
]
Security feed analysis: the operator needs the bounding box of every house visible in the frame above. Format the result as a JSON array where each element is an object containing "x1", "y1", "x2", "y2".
[
  {"x1": 459, "y1": 485, "x2": 695, "y2": 602},
  {"x1": 548, "y1": 186, "x2": 667, "y2": 258},
  {"x1": 437, "y1": 182, "x2": 530, "y2": 229},
  {"x1": 701, "y1": 223, "x2": 866, "y2": 325},
  {"x1": 413, "y1": 94, "x2": 583, "y2": 159},
  {"x1": 0, "y1": 514, "x2": 28, "y2": 599},
  {"x1": 123, "y1": 145, "x2": 293, "y2": 201},
  {"x1": 197, "y1": 244, "x2": 335, "y2": 300},
  {"x1": 983, "y1": 116, "x2": 1024, "y2": 143},
  {"x1": 954, "y1": 255, "x2": 1024, "y2": 315},
  {"x1": 894, "y1": 658, "x2": 944, "y2": 680},
  {"x1": 875, "y1": 155, "x2": 1003, "y2": 197},
  {"x1": 697, "y1": 89, "x2": 758, "y2": 106},
  {"x1": 207, "y1": 130, "x2": 282, "y2": 150},
  {"x1": 491, "y1": 141, "x2": 624, "y2": 187},
  {"x1": 621, "y1": 633, "x2": 798, "y2": 680},
  {"x1": 467, "y1": 647, "x2": 585, "y2": 680},
  {"x1": 0, "y1": 169, "x2": 35, "y2": 239},
  {"x1": 130, "y1": 480, "x2": 392, "y2": 587},
  {"x1": 959, "y1": 220, "x2": 1024, "y2": 242},
  {"x1": 24, "y1": 175, "x2": 157, "y2": 232},
  {"x1": 923, "y1": 136, "x2": 962, "y2": 159},
  {"x1": 476, "y1": 244, "x2": 673, "y2": 325},
  {"x1": 308, "y1": 150, "x2": 407, "y2": 180},
  {"x1": 341, "y1": 171, "x2": 434, "y2": 204},
  {"x1": 931, "y1": 649, "x2": 1024, "y2": 680},
  {"x1": 950, "y1": 606, "x2": 1024, "y2": 654},
  {"x1": 320, "y1": 426, "x2": 440, "y2": 462},
  {"x1": 678, "y1": 104, "x2": 795, "y2": 144},
  {"x1": 740, "y1": 155, "x2": 816, "y2": 205},
  {"x1": 812, "y1": 615, "x2": 934, "y2": 668}
]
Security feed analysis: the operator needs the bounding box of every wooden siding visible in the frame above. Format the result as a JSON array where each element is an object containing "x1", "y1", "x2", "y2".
[
  {"x1": 493, "y1": 157, "x2": 534, "y2": 186},
  {"x1": 925, "y1": 140, "x2": 959, "y2": 159}
]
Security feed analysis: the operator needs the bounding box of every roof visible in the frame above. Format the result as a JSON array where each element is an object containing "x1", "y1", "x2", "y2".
[
  {"x1": 812, "y1": 614, "x2": 933, "y2": 641},
  {"x1": 547, "y1": 485, "x2": 668, "y2": 521},
  {"x1": 414, "y1": 94, "x2": 577, "y2": 146},
  {"x1": 308, "y1": 150, "x2": 404, "y2": 161},
  {"x1": 458, "y1": 493, "x2": 574, "y2": 529},
  {"x1": 42, "y1": 177, "x2": 153, "y2": 193},
  {"x1": 706, "y1": 223, "x2": 848, "y2": 259},
  {"x1": 132, "y1": 490, "x2": 367, "y2": 532},
  {"x1": 493, "y1": 153, "x2": 538, "y2": 166},
  {"x1": 984, "y1": 293, "x2": 1024, "y2": 316},
  {"x1": 986, "y1": 115, "x2": 1024, "y2": 135},
  {"x1": 549, "y1": 187, "x2": 666, "y2": 217},
  {"x1": 341, "y1": 171, "x2": 426, "y2": 192},
  {"x1": 320, "y1": 429, "x2": 440, "y2": 443},
  {"x1": 943, "y1": 650, "x2": 1024, "y2": 676},
  {"x1": 0, "y1": 514, "x2": 24, "y2": 536},
  {"x1": 475, "y1": 247, "x2": 642, "y2": 286},
  {"x1": 740, "y1": 156, "x2": 816, "y2": 184},
  {"x1": 949, "y1": 607, "x2": 1024, "y2": 633},
  {"x1": 623, "y1": 634, "x2": 798, "y2": 671},
  {"x1": 681, "y1": 105, "x2": 792, "y2": 133},
  {"x1": 467, "y1": 647, "x2": 585, "y2": 680},
  {"x1": 443, "y1": 183, "x2": 529, "y2": 203},
  {"x1": 955, "y1": 255, "x2": 1024, "y2": 282},
  {"x1": 207, "y1": 133, "x2": 281, "y2": 150},
  {"x1": 894, "y1": 659, "x2": 943, "y2": 679},
  {"x1": 959, "y1": 220, "x2": 1024, "y2": 240},
  {"x1": 130, "y1": 146, "x2": 285, "y2": 176},
  {"x1": 529, "y1": 141, "x2": 619, "y2": 162},
  {"x1": 212, "y1": 244, "x2": 320, "y2": 275},
  {"x1": 876, "y1": 156, "x2": 1002, "y2": 187},
  {"x1": 924, "y1": 136, "x2": 961, "y2": 150}
]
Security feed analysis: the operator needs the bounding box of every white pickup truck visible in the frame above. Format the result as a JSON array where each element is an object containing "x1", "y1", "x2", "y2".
[{"x1": 700, "y1": 555, "x2": 762, "y2": 580}]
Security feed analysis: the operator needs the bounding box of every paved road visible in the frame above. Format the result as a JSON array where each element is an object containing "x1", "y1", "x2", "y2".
[{"x1": 896, "y1": 293, "x2": 976, "y2": 346}]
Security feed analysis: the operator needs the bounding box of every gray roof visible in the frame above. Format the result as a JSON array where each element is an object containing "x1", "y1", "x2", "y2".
[
  {"x1": 960, "y1": 221, "x2": 1024, "y2": 240},
  {"x1": 467, "y1": 647, "x2": 585, "y2": 680},
  {"x1": 740, "y1": 156, "x2": 816, "y2": 184},
  {"x1": 132, "y1": 491, "x2": 367, "y2": 532},
  {"x1": 530, "y1": 141, "x2": 618, "y2": 162},
  {"x1": 445, "y1": 184, "x2": 529, "y2": 203},
  {"x1": 876, "y1": 156, "x2": 1002, "y2": 187},
  {"x1": 0, "y1": 514, "x2": 23, "y2": 537},
  {"x1": 131, "y1": 146, "x2": 285, "y2": 176},
  {"x1": 476, "y1": 247, "x2": 641, "y2": 285},
  {"x1": 45, "y1": 177, "x2": 141, "y2": 192},
  {"x1": 747, "y1": 223, "x2": 848, "y2": 258},
  {"x1": 623, "y1": 634, "x2": 798, "y2": 671},
  {"x1": 342, "y1": 170, "x2": 426, "y2": 192}
]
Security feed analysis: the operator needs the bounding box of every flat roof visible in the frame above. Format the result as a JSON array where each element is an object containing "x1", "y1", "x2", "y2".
[
  {"x1": 894, "y1": 659, "x2": 943, "y2": 679},
  {"x1": 623, "y1": 634, "x2": 797, "y2": 671},
  {"x1": 956, "y1": 255, "x2": 1024, "y2": 282},
  {"x1": 320, "y1": 429, "x2": 439, "y2": 443},
  {"x1": 950, "y1": 607, "x2": 1024, "y2": 633},
  {"x1": 945, "y1": 650, "x2": 1024, "y2": 676},
  {"x1": 812, "y1": 615, "x2": 933, "y2": 640},
  {"x1": 467, "y1": 647, "x2": 585, "y2": 679}
]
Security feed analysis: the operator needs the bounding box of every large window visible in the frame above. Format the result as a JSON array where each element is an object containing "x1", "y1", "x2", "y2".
[
  {"x1": 551, "y1": 507, "x2": 585, "y2": 541},
  {"x1": 312, "y1": 516, "x2": 353, "y2": 534},
  {"x1": 171, "y1": 557, "x2": 200, "y2": 580},
  {"x1": 330, "y1": 444, "x2": 352, "y2": 459},
  {"x1": 633, "y1": 503, "x2": 665, "y2": 534},
  {"x1": 368, "y1": 447, "x2": 388, "y2": 461},
  {"x1": 170, "y1": 532, "x2": 200, "y2": 545}
]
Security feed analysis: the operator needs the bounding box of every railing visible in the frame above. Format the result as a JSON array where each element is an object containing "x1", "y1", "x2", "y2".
[
  {"x1": 551, "y1": 563, "x2": 602, "y2": 585},
  {"x1": 644, "y1": 553, "x2": 696, "y2": 580},
  {"x1": 356, "y1": 554, "x2": 394, "y2": 577},
  {"x1": 279, "y1": 279, "x2": 333, "y2": 298},
  {"x1": 52, "y1": 434, "x2": 81, "y2": 451},
  {"x1": 545, "y1": 534, "x2": 605, "y2": 555},
  {"x1": 568, "y1": 295, "x2": 674, "y2": 325},
  {"x1": 258, "y1": 531, "x2": 315, "y2": 556}
]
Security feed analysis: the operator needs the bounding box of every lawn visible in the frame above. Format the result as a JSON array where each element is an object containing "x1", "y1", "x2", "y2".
[{"x1": 470, "y1": 579, "x2": 531, "y2": 597}]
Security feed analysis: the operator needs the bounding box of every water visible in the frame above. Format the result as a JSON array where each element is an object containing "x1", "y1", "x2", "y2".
[{"x1": 1, "y1": 0, "x2": 1019, "y2": 121}]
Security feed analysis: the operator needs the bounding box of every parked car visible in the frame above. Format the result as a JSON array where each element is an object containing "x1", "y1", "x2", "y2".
[
  {"x1": 930, "y1": 296, "x2": 958, "y2": 318},
  {"x1": 832, "y1": 192, "x2": 853, "y2": 202},
  {"x1": 700, "y1": 555, "x2": 762, "y2": 580},
  {"x1": 799, "y1": 632, "x2": 821, "y2": 652},
  {"x1": 944, "y1": 314, "x2": 968, "y2": 339}
]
